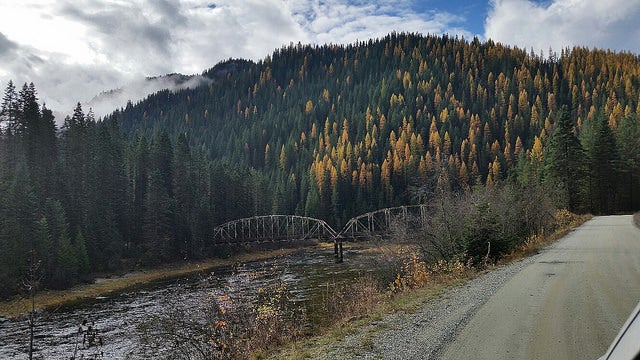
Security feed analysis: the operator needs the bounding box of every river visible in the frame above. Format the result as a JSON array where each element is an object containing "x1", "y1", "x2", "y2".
[{"x1": 0, "y1": 243, "x2": 399, "y2": 359}]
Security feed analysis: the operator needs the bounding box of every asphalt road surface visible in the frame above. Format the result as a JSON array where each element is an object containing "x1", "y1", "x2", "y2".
[{"x1": 442, "y1": 215, "x2": 640, "y2": 360}]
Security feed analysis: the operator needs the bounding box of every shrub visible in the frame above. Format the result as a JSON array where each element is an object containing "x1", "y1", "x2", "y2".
[
  {"x1": 321, "y1": 274, "x2": 384, "y2": 325},
  {"x1": 389, "y1": 252, "x2": 470, "y2": 293},
  {"x1": 553, "y1": 209, "x2": 575, "y2": 229},
  {"x1": 413, "y1": 183, "x2": 555, "y2": 266}
]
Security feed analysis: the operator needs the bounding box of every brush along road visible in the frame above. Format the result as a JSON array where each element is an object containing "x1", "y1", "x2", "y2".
[
  {"x1": 442, "y1": 215, "x2": 640, "y2": 360},
  {"x1": 302, "y1": 216, "x2": 639, "y2": 360}
]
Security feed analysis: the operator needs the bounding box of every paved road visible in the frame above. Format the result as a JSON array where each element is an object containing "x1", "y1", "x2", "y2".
[{"x1": 442, "y1": 215, "x2": 640, "y2": 360}]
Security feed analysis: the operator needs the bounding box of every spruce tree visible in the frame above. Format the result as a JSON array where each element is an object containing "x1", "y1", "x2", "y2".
[
  {"x1": 543, "y1": 105, "x2": 586, "y2": 212},
  {"x1": 0, "y1": 80, "x2": 19, "y2": 132},
  {"x1": 585, "y1": 109, "x2": 619, "y2": 214},
  {"x1": 73, "y1": 230, "x2": 90, "y2": 275},
  {"x1": 616, "y1": 114, "x2": 640, "y2": 210},
  {"x1": 173, "y1": 133, "x2": 195, "y2": 259}
]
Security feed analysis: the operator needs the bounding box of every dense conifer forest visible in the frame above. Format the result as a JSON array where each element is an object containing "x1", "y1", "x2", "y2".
[{"x1": 1, "y1": 32, "x2": 639, "y2": 298}]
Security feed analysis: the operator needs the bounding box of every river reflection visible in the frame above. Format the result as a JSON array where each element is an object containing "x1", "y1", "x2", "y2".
[{"x1": 0, "y1": 244, "x2": 396, "y2": 359}]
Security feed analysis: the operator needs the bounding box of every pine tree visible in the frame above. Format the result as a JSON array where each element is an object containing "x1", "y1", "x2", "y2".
[
  {"x1": 543, "y1": 106, "x2": 586, "y2": 212},
  {"x1": 18, "y1": 83, "x2": 40, "y2": 140},
  {"x1": 615, "y1": 114, "x2": 640, "y2": 210},
  {"x1": 73, "y1": 230, "x2": 90, "y2": 275},
  {"x1": 584, "y1": 108, "x2": 619, "y2": 214},
  {"x1": 142, "y1": 167, "x2": 176, "y2": 263},
  {"x1": 0, "y1": 80, "x2": 19, "y2": 132},
  {"x1": 142, "y1": 131, "x2": 176, "y2": 263},
  {"x1": 131, "y1": 135, "x2": 150, "y2": 256},
  {"x1": 173, "y1": 133, "x2": 195, "y2": 259},
  {"x1": 60, "y1": 103, "x2": 90, "y2": 235},
  {"x1": 54, "y1": 223, "x2": 78, "y2": 288},
  {"x1": 2, "y1": 163, "x2": 39, "y2": 297},
  {"x1": 85, "y1": 124, "x2": 125, "y2": 270}
]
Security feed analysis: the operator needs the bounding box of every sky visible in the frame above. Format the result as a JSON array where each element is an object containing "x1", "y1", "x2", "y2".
[{"x1": 1, "y1": 0, "x2": 640, "y2": 120}]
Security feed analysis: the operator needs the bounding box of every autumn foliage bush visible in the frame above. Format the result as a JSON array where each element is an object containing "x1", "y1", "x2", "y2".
[
  {"x1": 500, "y1": 209, "x2": 590, "y2": 261},
  {"x1": 389, "y1": 253, "x2": 470, "y2": 293},
  {"x1": 320, "y1": 274, "x2": 384, "y2": 326},
  {"x1": 414, "y1": 183, "x2": 555, "y2": 266}
]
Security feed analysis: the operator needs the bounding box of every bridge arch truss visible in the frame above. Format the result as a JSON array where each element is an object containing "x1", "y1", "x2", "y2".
[
  {"x1": 338, "y1": 204, "x2": 427, "y2": 240},
  {"x1": 212, "y1": 215, "x2": 338, "y2": 244}
]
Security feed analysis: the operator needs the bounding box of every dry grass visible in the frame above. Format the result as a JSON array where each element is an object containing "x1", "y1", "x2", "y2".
[
  {"x1": 0, "y1": 247, "x2": 301, "y2": 318},
  {"x1": 267, "y1": 211, "x2": 592, "y2": 360},
  {"x1": 266, "y1": 252, "x2": 475, "y2": 360},
  {"x1": 321, "y1": 275, "x2": 386, "y2": 325},
  {"x1": 500, "y1": 211, "x2": 592, "y2": 264},
  {"x1": 267, "y1": 272, "x2": 468, "y2": 360},
  {"x1": 389, "y1": 253, "x2": 473, "y2": 294}
]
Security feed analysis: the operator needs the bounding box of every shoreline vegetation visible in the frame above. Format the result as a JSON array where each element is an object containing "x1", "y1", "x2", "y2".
[
  {"x1": 266, "y1": 213, "x2": 593, "y2": 360},
  {"x1": 0, "y1": 212, "x2": 593, "y2": 356},
  {"x1": 0, "y1": 246, "x2": 308, "y2": 319},
  {"x1": 1, "y1": 212, "x2": 593, "y2": 321}
]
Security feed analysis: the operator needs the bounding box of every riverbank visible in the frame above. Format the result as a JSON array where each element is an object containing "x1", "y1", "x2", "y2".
[
  {"x1": 267, "y1": 213, "x2": 593, "y2": 359},
  {"x1": 0, "y1": 246, "x2": 308, "y2": 319}
]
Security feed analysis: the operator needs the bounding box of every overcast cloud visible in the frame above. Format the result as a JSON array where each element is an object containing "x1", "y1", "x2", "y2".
[
  {"x1": 0, "y1": 0, "x2": 638, "y2": 120},
  {"x1": 485, "y1": 0, "x2": 640, "y2": 55}
]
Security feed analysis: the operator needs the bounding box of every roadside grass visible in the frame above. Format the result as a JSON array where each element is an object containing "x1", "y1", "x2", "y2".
[
  {"x1": 266, "y1": 278, "x2": 468, "y2": 360},
  {"x1": 266, "y1": 211, "x2": 592, "y2": 360},
  {"x1": 266, "y1": 255, "x2": 475, "y2": 360},
  {"x1": 499, "y1": 210, "x2": 593, "y2": 264},
  {"x1": 0, "y1": 247, "x2": 301, "y2": 319}
]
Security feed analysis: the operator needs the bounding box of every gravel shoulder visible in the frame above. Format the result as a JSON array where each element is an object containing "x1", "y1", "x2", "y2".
[
  {"x1": 442, "y1": 215, "x2": 640, "y2": 360},
  {"x1": 304, "y1": 215, "x2": 640, "y2": 360},
  {"x1": 305, "y1": 243, "x2": 539, "y2": 359}
]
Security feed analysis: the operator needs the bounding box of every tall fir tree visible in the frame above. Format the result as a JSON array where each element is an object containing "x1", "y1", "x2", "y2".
[
  {"x1": 616, "y1": 114, "x2": 640, "y2": 211},
  {"x1": 584, "y1": 109, "x2": 619, "y2": 214},
  {"x1": 543, "y1": 106, "x2": 586, "y2": 212}
]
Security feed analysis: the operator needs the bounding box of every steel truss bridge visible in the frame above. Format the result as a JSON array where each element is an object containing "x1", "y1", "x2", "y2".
[
  {"x1": 211, "y1": 215, "x2": 337, "y2": 243},
  {"x1": 339, "y1": 205, "x2": 427, "y2": 240},
  {"x1": 211, "y1": 205, "x2": 428, "y2": 260}
]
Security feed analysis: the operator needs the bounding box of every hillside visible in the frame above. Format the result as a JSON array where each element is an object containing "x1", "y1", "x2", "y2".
[
  {"x1": 2, "y1": 32, "x2": 639, "y2": 299},
  {"x1": 108, "y1": 32, "x2": 640, "y2": 224}
]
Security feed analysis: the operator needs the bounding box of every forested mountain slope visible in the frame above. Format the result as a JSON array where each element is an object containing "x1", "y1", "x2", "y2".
[
  {"x1": 109, "y1": 32, "x2": 640, "y2": 223},
  {"x1": 2, "y1": 32, "x2": 639, "y2": 298}
]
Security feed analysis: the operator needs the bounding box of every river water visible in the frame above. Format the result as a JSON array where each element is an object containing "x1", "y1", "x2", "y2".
[{"x1": 0, "y1": 244, "x2": 398, "y2": 359}]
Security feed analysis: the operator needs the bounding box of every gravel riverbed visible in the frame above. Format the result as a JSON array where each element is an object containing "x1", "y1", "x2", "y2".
[{"x1": 311, "y1": 253, "x2": 541, "y2": 360}]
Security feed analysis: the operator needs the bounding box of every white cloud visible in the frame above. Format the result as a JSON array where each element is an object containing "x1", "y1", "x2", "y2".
[
  {"x1": 485, "y1": 0, "x2": 640, "y2": 56},
  {"x1": 4, "y1": 0, "x2": 639, "y2": 121},
  {"x1": 86, "y1": 75, "x2": 212, "y2": 119},
  {"x1": 0, "y1": 0, "x2": 470, "y2": 119},
  {"x1": 291, "y1": 0, "x2": 471, "y2": 44}
]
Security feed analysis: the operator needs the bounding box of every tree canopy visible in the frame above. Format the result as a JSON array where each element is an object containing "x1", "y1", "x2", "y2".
[{"x1": 2, "y1": 32, "x2": 639, "y2": 298}]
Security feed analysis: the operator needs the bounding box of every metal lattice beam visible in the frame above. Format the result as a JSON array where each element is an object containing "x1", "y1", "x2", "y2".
[
  {"x1": 212, "y1": 215, "x2": 337, "y2": 244},
  {"x1": 338, "y1": 204, "x2": 427, "y2": 240},
  {"x1": 211, "y1": 205, "x2": 427, "y2": 245}
]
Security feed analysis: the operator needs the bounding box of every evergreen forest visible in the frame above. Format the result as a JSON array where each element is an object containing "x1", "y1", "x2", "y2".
[{"x1": 1, "y1": 32, "x2": 639, "y2": 298}]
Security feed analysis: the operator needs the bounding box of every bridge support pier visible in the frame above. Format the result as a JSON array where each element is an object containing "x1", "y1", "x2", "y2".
[{"x1": 334, "y1": 239, "x2": 343, "y2": 263}]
